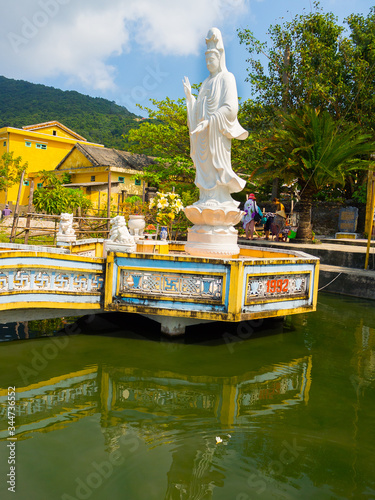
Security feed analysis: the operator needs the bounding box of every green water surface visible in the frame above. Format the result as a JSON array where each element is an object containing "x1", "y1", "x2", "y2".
[{"x1": 0, "y1": 293, "x2": 374, "y2": 500}]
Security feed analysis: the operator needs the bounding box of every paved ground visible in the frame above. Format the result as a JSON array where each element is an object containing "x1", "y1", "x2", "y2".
[
  {"x1": 238, "y1": 235, "x2": 375, "y2": 300},
  {"x1": 240, "y1": 234, "x2": 372, "y2": 249},
  {"x1": 239, "y1": 234, "x2": 375, "y2": 260}
]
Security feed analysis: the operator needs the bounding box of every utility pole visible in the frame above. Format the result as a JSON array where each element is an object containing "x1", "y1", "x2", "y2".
[
  {"x1": 365, "y1": 175, "x2": 375, "y2": 270},
  {"x1": 24, "y1": 179, "x2": 35, "y2": 244},
  {"x1": 107, "y1": 170, "x2": 111, "y2": 234},
  {"x1": 10, "y1": 171, "x2": 25, "y2": 242}
]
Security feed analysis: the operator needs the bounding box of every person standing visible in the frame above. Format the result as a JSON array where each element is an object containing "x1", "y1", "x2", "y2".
[
  {"x1": 264, "y1": 198, "x2": 286, "y2": 240},
  {"x1": 242, "y1": 193, "x2": 258, "y2": 240},
  {"x1": 272, "y1": 198, "x2": 287, "y2": 241},
  {"x1": 273, "y1": 198, "x2": 286, "y2": 217}
]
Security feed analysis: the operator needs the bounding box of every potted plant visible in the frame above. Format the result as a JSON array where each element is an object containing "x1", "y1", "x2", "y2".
[
  {"x1": 149, "y1": 192, "x2": 184, "y2": 240},
  {"x1": 119, "y1": 196, "x2": 146, "y2": 237},
  {"x1": 144, "y1": 223, "x2": 156, "y2": 239}
]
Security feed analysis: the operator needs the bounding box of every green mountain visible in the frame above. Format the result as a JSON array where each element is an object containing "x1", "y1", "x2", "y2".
[{"x1": 0, "y1": 75, "x2": 141, "y2": 149}]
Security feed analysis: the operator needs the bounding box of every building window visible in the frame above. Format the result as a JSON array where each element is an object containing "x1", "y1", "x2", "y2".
[
  {"x1": 118, "y1": 176, "x2": 125, "y2": 183},
  {"x1": 23, "y1": 180, "x2": 29, "y2": 186},
  {"x1": 36, "y1": 143, "x2": 47, "y2": 150},
  {"x1": 135, "y1": 179, "x2": 141, "y2": 186},
  {"x1": 37, "y1": 183, "x2": 43, "y2": 188},
  {"x1": 25, "y1": 141, "x2": 31, "y2": 147},
  {"x1": 90, "y1": 176, "x2": 95, "y2": 182},
  {"x1": 3, "y1": 141, "x2": 6, "y2": 147},
  {"x1": 53, "y1": 130, "x2": 57, "y2": 136}
]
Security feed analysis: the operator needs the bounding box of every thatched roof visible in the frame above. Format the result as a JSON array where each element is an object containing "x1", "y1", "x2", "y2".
[{"x1": 56, "y1": 143, "x2": 155, "y2": 171}]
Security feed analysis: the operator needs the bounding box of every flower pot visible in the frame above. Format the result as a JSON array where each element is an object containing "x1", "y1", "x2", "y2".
[{"x1": 128, "y1": 215, "x2": 146, "y2": 237}]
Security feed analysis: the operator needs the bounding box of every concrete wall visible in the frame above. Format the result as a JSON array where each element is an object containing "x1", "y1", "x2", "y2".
[
  {"x1": 311, "y1": 202, "x2": 367, "y2": 236},
  {"x1": 257, "y1": 201, "x2": 367, "y2": 237}
]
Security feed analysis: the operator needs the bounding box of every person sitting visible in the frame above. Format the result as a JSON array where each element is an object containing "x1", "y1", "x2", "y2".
[
  {"x1": 1, "y1": 205, "x2": 12, "y2": 219},
  {"x1": 280, "y1": 220, "x2": 291, "y2": 241}
]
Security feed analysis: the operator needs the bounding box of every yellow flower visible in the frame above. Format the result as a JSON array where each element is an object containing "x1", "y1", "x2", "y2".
[
  {"x1": 158, "y1": 198, "x2": 169, "y2": 209},
  {"x1": 175, "y1": 201, "x2": 184, "y2": 212}
]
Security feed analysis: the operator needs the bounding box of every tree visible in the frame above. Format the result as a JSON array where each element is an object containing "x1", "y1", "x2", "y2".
[
  {"x1": 133, "y1": 155, "x2": 197, "y2": 200},
  {"x1": 125, "y1": 92, "x2": 250, "y2": 199},
  {"x1": 38, "y1": 170, "x2": 71, "y2": 186},
  {"x1": 126, "y1": 97, "x2": 191, "y2": 158},
  {"x1": 0, "y1": 152, "x2": 28, "y2": 203},
  {"x1": 259, "y1": 106, "x2": 374, "y2": 240},
  {"x1": 238, "y1": 4, "x2": 352, "y2": 117},
  {"x1": 125, "y1": 97, "x2": 196, "y2": 197},
  {"x1": 237, "y1": 3, "x2": 375, "y2": 201},
  {"x1": 33, "y1": 171, "x2": 92, "y2": 215},
  {"x1": 346, "y1": 7, "x2": 375, "y2": 133}
]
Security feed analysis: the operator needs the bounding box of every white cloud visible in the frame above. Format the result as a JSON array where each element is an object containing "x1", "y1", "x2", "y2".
[
  {"x1": 0, "y1": 0, "x2": 248, "y2": 90},
  {"x1": 125, "y1": 0, "x2": 246, "y2": 56}
]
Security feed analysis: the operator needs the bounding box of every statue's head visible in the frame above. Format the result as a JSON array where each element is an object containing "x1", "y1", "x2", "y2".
[
  {"x1": 205, "y1": 27, "x2": 226, "y2": 72},
  {"x1": 111, "y1": 215, "x2": 126, "y2": 227},
  {"x1": 205, "y1": 49, "x2": 220, "y2": 74}
]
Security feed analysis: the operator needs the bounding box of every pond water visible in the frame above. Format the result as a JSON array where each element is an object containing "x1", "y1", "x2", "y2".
[{"x1": 0, "y1": 293, "x2": 374, "y2": 500}]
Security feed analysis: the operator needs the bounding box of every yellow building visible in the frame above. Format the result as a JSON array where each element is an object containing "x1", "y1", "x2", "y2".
[
  {"x1": 55, "y1": 143, "x2": 154, "y2": 210},
  {"x1": 0, "y1": 121, "x2": 103, "y2": 206}
]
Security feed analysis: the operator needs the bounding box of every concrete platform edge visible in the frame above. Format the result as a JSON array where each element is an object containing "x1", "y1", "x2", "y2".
[
  {"x1": 239, "y1": 238, "x2": 375, "y2": 301},
  {"x1": 319, "y1": 264, "x2": 375, "y2": 300}
]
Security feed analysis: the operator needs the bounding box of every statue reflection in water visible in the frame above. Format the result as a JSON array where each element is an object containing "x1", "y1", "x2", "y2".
[{"x1": 165, "y1": 437, "x2": 225, "y2": 499}]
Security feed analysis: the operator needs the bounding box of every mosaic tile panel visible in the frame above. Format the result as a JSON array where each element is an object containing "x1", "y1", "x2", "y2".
[
  {"x1": 0, "y1": 269, "x2": 103, "y2": 293},
  {"x1": 119, "y1": 269, "x2": 223, "y2": 301},
  {"x1": 246, "y1": 273, "x2": 309, "y2": 303}
]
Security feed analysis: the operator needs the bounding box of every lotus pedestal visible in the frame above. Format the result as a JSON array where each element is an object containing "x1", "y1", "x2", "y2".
[{"x1": 184, "y1": 205, "x2": 243, "y2": 258}]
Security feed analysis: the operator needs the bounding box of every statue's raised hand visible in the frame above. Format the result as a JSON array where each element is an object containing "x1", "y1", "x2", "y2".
[{"x1": 183, "y1": 76, "x2": 192, "y2": 101}]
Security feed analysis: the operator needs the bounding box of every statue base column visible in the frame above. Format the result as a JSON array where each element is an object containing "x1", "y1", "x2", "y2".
[
  {"x1": 56, "y1": 235, "x2": 76, "y2": 247},
  {"x1": 184, "y1": 204, "x2": 244, "y2": 258},
  {"x1": 103, "y1": 240, "x2": 137, "y2": 257}
]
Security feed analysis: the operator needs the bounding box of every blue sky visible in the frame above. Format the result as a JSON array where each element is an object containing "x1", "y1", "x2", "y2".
[{"x1": 1, "y1": 0, "x2": 374, "y2": 116}]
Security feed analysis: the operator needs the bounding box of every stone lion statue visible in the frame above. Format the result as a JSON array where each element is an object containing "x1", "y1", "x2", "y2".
[
  {"x1": 57, "y1": 213, "x2": 75, "y2": 236},
  {"x1": 109, "y1": 216, "x2": 135, "y2": 244}
]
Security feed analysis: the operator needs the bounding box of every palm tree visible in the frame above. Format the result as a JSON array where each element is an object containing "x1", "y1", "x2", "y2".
[{"x1": 259, "y1": 106, "x2": 374, "y2": 241}]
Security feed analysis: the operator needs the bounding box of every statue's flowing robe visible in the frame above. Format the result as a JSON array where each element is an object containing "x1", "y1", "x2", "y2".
[{"x1": 186, "y1": 71, "x2": 247, "y2": 195}]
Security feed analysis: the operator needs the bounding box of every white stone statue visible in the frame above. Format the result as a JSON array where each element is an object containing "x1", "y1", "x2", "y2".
[
  {"x1": 183, "y1": 27, "x2": 248, "y2": 209},
  {"x1": 57, "y1": 213, "x2": 75, "y2": 237},
  {"x1": 103, "y1": 216, "x2": 137, "y2": 256},
  {"x1": 109, "y1": 216, "x2": 135, "y2": 245},
  {"x1": 56, "y1": 212, "x2": 76, "y2": 246},
  {"x1": 183, "y1": 27, "x2": 248, "y2": 257}
]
